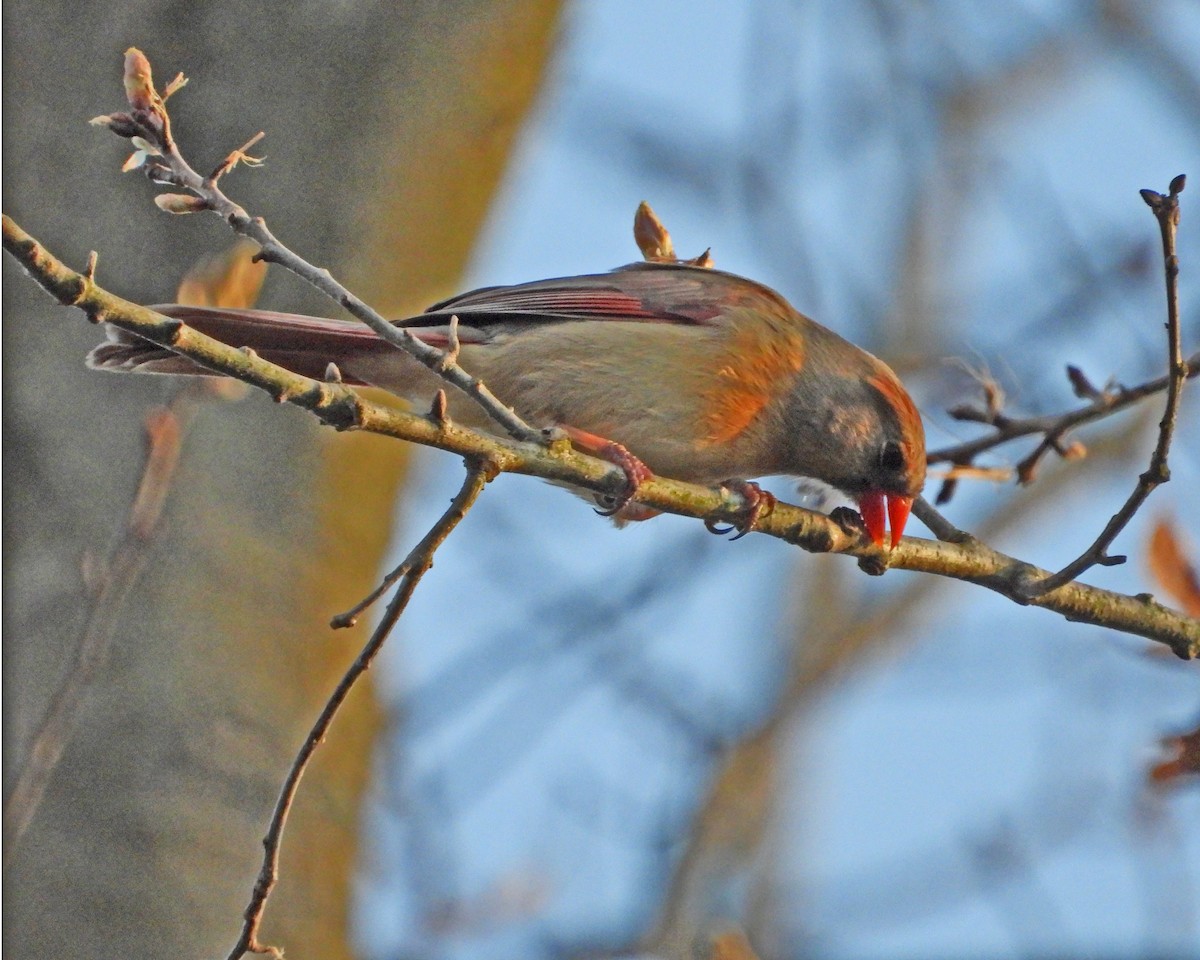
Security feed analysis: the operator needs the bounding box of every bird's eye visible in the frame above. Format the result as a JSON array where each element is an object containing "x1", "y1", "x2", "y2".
[{"x1": 878, "y1": 440, "x2": 905, "y2": 472}]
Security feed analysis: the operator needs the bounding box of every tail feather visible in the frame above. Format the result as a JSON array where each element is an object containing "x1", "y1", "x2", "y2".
[
  {"x1": 85, "y1": 306, "x2": 396, "y2": 384},
  {"x1": 87, "y1": 336, "x2": 197, "y2": 374}
]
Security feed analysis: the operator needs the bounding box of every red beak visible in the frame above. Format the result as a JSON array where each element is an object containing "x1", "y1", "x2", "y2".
[{"x1": 858, "y1": 492, "x2": 913, "y2": 549}]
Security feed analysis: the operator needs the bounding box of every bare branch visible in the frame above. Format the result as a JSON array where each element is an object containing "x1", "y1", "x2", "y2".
[
  {"x1": 95, "y1": 49, "x2": 540, "y2": 445},
  {"x1": 929, "y1": 353, "x2": 1200, "y2": 502},
  {"x1": 5, "y1": 216, "x2": 1196, "y2": 657},
  {"x1": 1023, "y1": 175, "x2": 1189, "y2": 597},
  {"x1": 225, "y1": 458, "x2": 496, "y2": 960},
  {"x1": 4, "y1": 386, "x2": 201, "y2": 862}
]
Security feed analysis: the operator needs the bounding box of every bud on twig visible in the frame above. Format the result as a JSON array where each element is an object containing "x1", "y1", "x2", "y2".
[
  {"x1": 90, "y1": 113, "x2": 141, "y2": 138},
  {"x1": 1066, "y1": 364, "x2": 1102, "y2": 400},
  {"x1": 153, "y1": 193, "x2": 208, "y2": 215},
  {"x1": 634, "y1": 201, "x2": 675, "y2": 261},
  {"x1": 430, "y1": 389, "x2": 450, "y2": 424},
  {"x1": 121, "y1": 136, "x2": 164, "y2": 173},
  {"x1": 122, "y1": 47, "x2": 170, "y2": 144},
  {"x1": 123, "y1": 47, "x2": 157, "y2": 113},
  {"x1": 1061, "y1": 440, "x2": 1087, "y2": 461}
]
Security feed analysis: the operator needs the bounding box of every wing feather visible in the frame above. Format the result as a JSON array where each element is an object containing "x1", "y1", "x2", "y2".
[{"x1": 407, "y1": 262, "x2": 781, "y2": 332}]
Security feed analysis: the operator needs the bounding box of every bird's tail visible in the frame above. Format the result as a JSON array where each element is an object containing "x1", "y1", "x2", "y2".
[{"x1": 86, "y1": 305, "x2": 399, "y2": 385}]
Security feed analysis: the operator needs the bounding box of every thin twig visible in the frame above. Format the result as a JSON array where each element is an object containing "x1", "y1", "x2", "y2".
[
  {"x1": 1022, "y1": 175, "x2": 1188, "y2": 597},
  {"x1": 329, "y1": 562, "x2": 408, "y2": 629},
  {"x1": 3, "y1": 386, "x2": 201, "y2": 864},
  {"x1": 5, "y1": 217, "x2": 1196, "y2": 656},
  {"x1": 929, "y1": 352, "x2": 1199, "y2": 501},
  {"x1": 94, "y1": 49, "x2": 540, "y2": 445},
  {"x1": 225, "y1": 458, "x2": 496, "y2": 960}
]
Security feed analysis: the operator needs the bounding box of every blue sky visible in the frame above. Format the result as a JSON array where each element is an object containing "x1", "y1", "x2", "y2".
[{"x1": 355, "y1": 4, "x2": 1200, "y2": 957}]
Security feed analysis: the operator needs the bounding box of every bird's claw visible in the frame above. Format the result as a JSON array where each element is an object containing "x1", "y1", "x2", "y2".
[
  {"x1": 591, "y1": 441, "x2": 653, "y2": 516},
  {"x1": 830, "y1": 505, "x2": 868, "y2": 537},
  {"x1": 706, "y1": 480, "x2": 775, "y2": 540}
]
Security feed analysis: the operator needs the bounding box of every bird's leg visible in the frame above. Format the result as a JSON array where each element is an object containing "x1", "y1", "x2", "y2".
[
  {"x1": 556, "y1": 424, "x2": 654, "y2": 517},
  {"x1": 706, "y1": 479, "x2": 776, "y2": 540}
]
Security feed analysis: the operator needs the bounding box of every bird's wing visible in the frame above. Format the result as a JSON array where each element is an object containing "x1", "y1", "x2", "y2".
[{"x1": 404, "y1": 262, "x2": 792, "y2": 339}]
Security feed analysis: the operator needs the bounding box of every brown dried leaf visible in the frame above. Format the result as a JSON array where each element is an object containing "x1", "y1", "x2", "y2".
[
  {"x1": 634, "y1": 201, "x2": 674, "y2": 261},
  {"x1": 1146, "y1": 517, "x2": 1200, "y2": 616},
  {"x1": 709, "y1": 929, "x2": 762, "y2": 960},
  {"x1": 175, "y1": 240, "x2": 266, "y2": 309},
  {"x1": 1150, "y1": 725, "x2": 1200, "y2": 784}
]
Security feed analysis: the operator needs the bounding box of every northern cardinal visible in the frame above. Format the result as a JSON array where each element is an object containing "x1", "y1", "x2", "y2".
[{"x1": 88, "y1": 261, "x2": 925, "y2": 546}]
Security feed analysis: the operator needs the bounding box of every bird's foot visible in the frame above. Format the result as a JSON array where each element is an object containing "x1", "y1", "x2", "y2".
[
  {"x1": 556, "y1": 424, "x2": 654, "y2": 517},
  {"x1": 706, "y1": 479, "x2": 776, "y2": 540}
]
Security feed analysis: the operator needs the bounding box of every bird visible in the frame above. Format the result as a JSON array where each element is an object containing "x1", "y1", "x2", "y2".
[{"x1": 87, "y1": 260, "x2": 926, "y2": 547}]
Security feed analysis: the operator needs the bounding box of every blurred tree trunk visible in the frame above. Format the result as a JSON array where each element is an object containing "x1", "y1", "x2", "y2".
[{"x1": 3, "y1": 2, "x2": 562, "y2": 957}]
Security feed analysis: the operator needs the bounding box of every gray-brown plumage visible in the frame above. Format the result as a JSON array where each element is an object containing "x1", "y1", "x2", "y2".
[{"x1": 88, "y1": 262, "x2": 925, "y2": 544}]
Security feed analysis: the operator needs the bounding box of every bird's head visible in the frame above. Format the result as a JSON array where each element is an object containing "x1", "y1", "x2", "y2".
[
  {"x1": 840, "y1": 370, "x2": 925, "y2": 549},
  {"x1": 782, "y1": 339, "x2": 926, "y2": 549}
]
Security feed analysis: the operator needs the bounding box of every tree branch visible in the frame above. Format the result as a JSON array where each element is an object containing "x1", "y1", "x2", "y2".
[
  {"x1": 1022, "y1": 175, "x2": 1189, "y2": 596},
  {"x1": 3, "y1": 388, "x2": 199, "y2": 863},
  {"x1": 225, "y1": 457, "x2": 496, "y2": 960},
  {"x1": 928, "y1": 352, "x2": 1200, "y2": 499},
  {"x1": 99, "y1": 48, "x2": 540, "y2": 445},
  {"x1": 5, "y1": 215, "x2": 1197, "y2": 657}
]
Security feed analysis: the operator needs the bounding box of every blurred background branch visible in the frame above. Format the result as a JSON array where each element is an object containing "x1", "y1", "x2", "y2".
[{"x1": 3, "y1": 3, "x2": 563, "y2": 959}]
